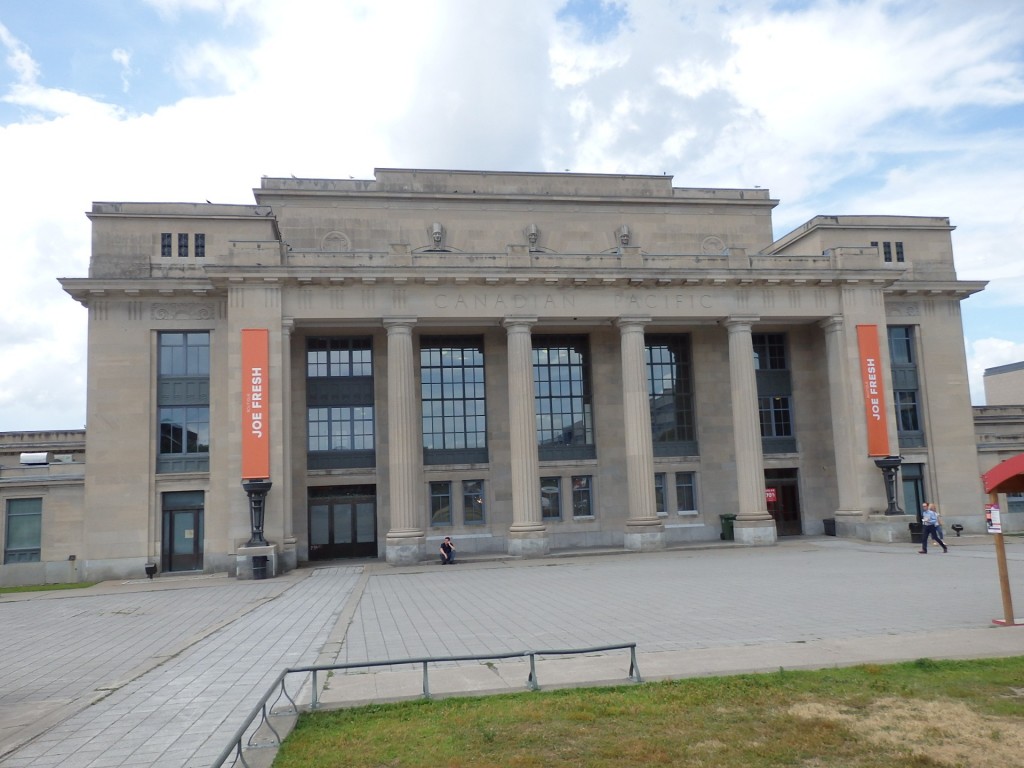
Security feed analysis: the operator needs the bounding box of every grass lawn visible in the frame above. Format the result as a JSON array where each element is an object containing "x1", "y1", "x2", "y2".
[
  {"x1": 274, "y1": 656, "x2": 1024, "y2": 767},
  {"x1": 0, "y1": 582, "x2": 96, "y2": 595}
]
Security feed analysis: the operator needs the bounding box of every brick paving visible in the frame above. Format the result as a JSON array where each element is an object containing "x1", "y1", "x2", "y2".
[{"x1": 0, "y1": 536, "x2": 1020, "y2": 767}]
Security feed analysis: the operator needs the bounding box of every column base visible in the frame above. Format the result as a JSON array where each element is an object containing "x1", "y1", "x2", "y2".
[
  {"x1": 832, "y1": 510, "x2": 863, "y2": 539},
  {"x1": 508, "y1": 529, "x2": 549, "y2": 558},
  {"x1": 236, "y1": 544, "x2": 278, "y2": 579},
  {"x1": 281, "y1": 537, "x2": 297, "y2": 573},
  {"x1": 623, "y1": 528, "x2": 665, "y2": 552},
  {"x1": 733, "y1": 519, "x2": 777, "y2": 546},
  {"x1": 624, "y1": 518, "x2": 665, "y2": 551},
  {"x1": 385, "y1": 535, "x2": 425, "y2": 565}
]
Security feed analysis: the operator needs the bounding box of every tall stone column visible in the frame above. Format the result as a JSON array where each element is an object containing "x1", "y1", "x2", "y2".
[
  {"x1": 723, "y1": 317, "x2": 777, "y2": 545},
  {"x1": 821, "y1": 316, "x2": 864, "y2": 527},
  {"x1": 503, "y1": 317, "x2": 548, "y2": 557},
  {"x1": 280, "y1": 317, "x2": 297, "y2": 571},
  {"x1": 384, "y1": 317, "x2": 425, "y2": 564},
  {"x1": 617, "y1": 317, "x2": 664, "y2": 551}
]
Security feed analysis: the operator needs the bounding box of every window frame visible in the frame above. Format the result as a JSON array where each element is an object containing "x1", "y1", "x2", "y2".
[
  {"x1": 571, "y1": 475, "x2": 594, "y2": 518},
  {"x1": 430, "y1": 481, "x2": 453, "y2": 526},
  {"x1": 540, "y1": 476, "x2": 562, "y2": 520},
  {"x1": 4, "y1": 497, "x2": 42, "y2": 564},
  {"x1": 462, "y1": 479, "x2": 485, "y2": 525},
  {"x1": 420, "y1": 336, "x2": 488, "y2": 464},
  {"x1": 533, "y1": 335, "x2": 595, "y2": 461}
]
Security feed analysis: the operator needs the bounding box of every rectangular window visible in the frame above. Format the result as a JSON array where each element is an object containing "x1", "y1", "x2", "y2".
[
  {"x1": 307, "y1": 406, "x2": 374, "y2": 451},
  {"x1": 161, "y1": 232, "x2": 172, "y2": 257},
  {"x1": 178, "y1": 233, "x2": 189, "y2": 257},
  {"x1": 675, "y1": 472, "x2": 696, "y2": 512},
  {"x1": 895, "y1": 391, "x2": 920, "y2": 432},
  {"x1": 194, "y1": 233, "x2": 206, "y2": 258},
  {"x1": 307, "y1": 337, "x2": 373, "y2": 378},
  {"x1": 463, "y1": 480, "x2": 485, "y2": 524},
  {"x1": 646, "y1": 335, "x2": 696, "y2": 449},
  {"x1": 888, "y1": 325, "x2": 924, "y2": 448},
  {"x1": 883, "y1": 241, "x2": 893, "y2": 262},
  {"x1": 420, "y1": 337, "x2": 487, "y2": 456},
  {"x1": 533, "y1": 336, "x2": 594, "y2": 459},
  {"x1": 430, "y1": 482, "x2": 452, "y2": 525},
  {"x1": 654, "y1": 473, "x2": 666, "y2": 514},
  {"x1": 159, "y1": 332, "x2": 210, "y2": 376},
  {"x1": 5, "y1": 498, "x2": 42, "y2": 563},
  {"x1": 571, "y1": 475, "x2": 593, "y2": 517},
  {"x1": 752, "y1": 333, "x2": 787, "y2": 370},
  {"x1": 159, "y1": 406, "x2": 210, "y2": 454},
  {"x1": 541, "y1": 476, "x2": 562, "y2": 520},
  {"x1": 895, "y1": 241, "x2": 904, "y2": 263},
  {"x1": 758, "y1": 396, "x2": 793, "y2": 437},
  {"x1": 306, "y1": 337, "x2": 375, "y2": 468},
  {"x1": 158, "y1": 332, "x2": 211, "y2": 472}
]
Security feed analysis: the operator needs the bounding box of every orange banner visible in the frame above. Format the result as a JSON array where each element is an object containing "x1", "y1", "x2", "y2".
[
  {"x1": 241, "y1": 329, "x2": 270, "y2": 479},
  {"x1": 856, "y1": 325, "x2": 890, "y2": 457}
]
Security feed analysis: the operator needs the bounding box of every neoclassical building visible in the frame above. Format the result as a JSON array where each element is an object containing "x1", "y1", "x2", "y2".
[{"x1": 2, "y1": 169, "x2": 989, "y2": 582}]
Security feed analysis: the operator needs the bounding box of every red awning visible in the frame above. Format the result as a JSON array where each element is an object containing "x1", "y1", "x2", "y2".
[{"x1": 982, "y1": 453, "x2": 1024, "y2": 494}]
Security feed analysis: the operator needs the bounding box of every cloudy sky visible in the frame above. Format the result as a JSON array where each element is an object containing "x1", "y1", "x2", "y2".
[{"x1": 1, "y1": 0, "x2": 1023, "y2": 431}]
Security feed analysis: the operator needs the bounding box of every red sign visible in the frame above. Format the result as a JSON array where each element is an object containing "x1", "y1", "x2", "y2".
[
  {"x1": 765, "y1": 487, "x2": 777, "y2": 503},
  {"x1": 241, "y1": 329, "x2": 270, "y2": 479},
  {"x1": 856, "y1": 325, "x2": 890, "y2": 457}
]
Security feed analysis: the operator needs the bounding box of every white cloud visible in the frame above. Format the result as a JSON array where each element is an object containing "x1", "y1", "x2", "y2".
[{"x1": 1, "y1": 0, "x2": 1024, "y2": 429}]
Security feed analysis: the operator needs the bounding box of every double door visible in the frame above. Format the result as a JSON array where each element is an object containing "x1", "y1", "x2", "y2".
[{"x1": 309, "y1": 485, "x2": 377, "y2": 559}]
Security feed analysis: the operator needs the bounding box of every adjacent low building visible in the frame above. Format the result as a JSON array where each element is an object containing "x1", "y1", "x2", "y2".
[{"x1": 1, "y1": 169, "x2": 990, "y2": 584}]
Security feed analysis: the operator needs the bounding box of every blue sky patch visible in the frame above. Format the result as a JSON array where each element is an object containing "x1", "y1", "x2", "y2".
[{"x1": 556, "y1": 0, "x2": 628, "y2": 43}]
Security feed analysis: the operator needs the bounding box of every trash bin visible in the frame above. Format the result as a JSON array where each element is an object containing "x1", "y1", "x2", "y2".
[
  {"x1": 719, "y1": 514, "x2": 737, "y2": 541},
  {"x1": 908, "y1": 522, "x2": 923, "y2": 544},
  {"x1": 252, "y1": 555, "x2": 268, "y2": 580},
  {"x1": 823, "y1": 518, "x2": 836, "y2": 536}
]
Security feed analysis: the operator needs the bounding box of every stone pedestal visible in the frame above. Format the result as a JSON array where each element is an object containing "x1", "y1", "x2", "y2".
[
  {"x1": 236, "y1": 544, "x2": 279, "y2": 579},
  {"x1": 624, "y1": 523, "x2": 665, "y2": 552},
  {"x1": 864, "y1": 514, "x2": 916, "y2": 543},
  {"x1": 508, "y1": 530, "x2": 549, "y2": 557},
  {"x1": 386, "y1": 535, "x2": 426, "y2": 565},
  {"x1": 280, "y1": 537, "x2": 297, "y2": 572},
  {"x1": 733, "y1": 519, "x2": 778, "y2": 546}
]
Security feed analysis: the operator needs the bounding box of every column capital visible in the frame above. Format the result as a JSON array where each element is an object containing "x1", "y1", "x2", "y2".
[
  {"x1": 382, "y1": 316, "x2": 417, "y2": 332},
  {"x1": 721, "y1": 315, "x2": 760, "y2": 332},
  {"x1": 282, "y1": 316, "x2": 295, "y2": 336},
  {"x1": 819, "y1": 315, "x2": 844, "y2": 334},
  {"x1": 615, "y1": 315, "x2": 651, "y2": 332},
  {"x1": 502, "y1": 315, "x2": 538, "y2": 331}
]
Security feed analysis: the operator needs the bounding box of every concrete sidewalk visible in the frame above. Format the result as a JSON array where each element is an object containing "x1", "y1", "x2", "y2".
[{"x1": 1, "y1": 535, "x2": 1021, "y2": 767}]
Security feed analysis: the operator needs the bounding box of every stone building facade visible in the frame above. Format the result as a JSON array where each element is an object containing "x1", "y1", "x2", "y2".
[{"x1": 2, "y1": 169, "x2": 987, "y2": 583}]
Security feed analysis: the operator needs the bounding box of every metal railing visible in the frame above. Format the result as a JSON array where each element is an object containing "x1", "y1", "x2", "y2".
[{"x1": 212, "y1": 642, "x2": 641, "y2": 768}]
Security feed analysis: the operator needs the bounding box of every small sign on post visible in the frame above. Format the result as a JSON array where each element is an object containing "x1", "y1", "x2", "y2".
[{"x1": 986, "y1": 503, "x2": 1002, "y2": 534}]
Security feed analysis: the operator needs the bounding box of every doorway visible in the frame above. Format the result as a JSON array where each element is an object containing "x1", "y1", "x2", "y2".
[
  {"x1": 765, "y1": 469, "x2": 802, "y2": 536},
  {"x1": 308, "y1": 485, "x2": 378, "y2": 559},
  {"x1": 161, "y1": 491, "x2": 204, "y2": 572}
]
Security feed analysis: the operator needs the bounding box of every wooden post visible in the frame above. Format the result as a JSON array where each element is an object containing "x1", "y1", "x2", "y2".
[{"x1": 989, "y1": 492, "x2": 1017, "y2": 627}]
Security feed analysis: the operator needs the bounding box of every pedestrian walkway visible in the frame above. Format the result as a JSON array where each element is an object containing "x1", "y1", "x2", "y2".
[{"x1": 0, "y1": 536, "x2": 1020, "y2": 767}]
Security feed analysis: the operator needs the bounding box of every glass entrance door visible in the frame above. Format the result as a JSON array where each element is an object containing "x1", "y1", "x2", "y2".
[
  {"x1": 162, "y1": 491, "x2": 204, "y2": 571},
  {"x1": 308, "y1": 485, "x2": 377, "y2": 559},
  {"x1": 765, "y1": 469, "x2": 802, "y2": 536}
]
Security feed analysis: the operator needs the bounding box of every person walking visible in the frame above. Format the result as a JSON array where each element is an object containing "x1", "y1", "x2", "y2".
[
  {"x1": 930, "y1": 503, "x2": 946, "y2": 544},
  {"x1": 919, "y1": 503, "x2": 947, "y2": 554}
]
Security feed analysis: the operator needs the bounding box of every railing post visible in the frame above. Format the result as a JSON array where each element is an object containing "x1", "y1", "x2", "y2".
[
  {"x1": 422, "y1": 661, "x2": 431, "y2": 699},
  {"x1": 311, "y1": 670, "x2": 319, "y2": 709},
  {"x1": 629, "y1": 645, "x2": 642, "y2": 683},
  {"x1": 527, "y1": 653, "x2": 539, "y2": 691}
]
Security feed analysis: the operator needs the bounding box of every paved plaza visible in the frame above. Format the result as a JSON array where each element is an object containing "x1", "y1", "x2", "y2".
[{"x1": 1, "y1": 536, "x2": 1022, "y2": 767}]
